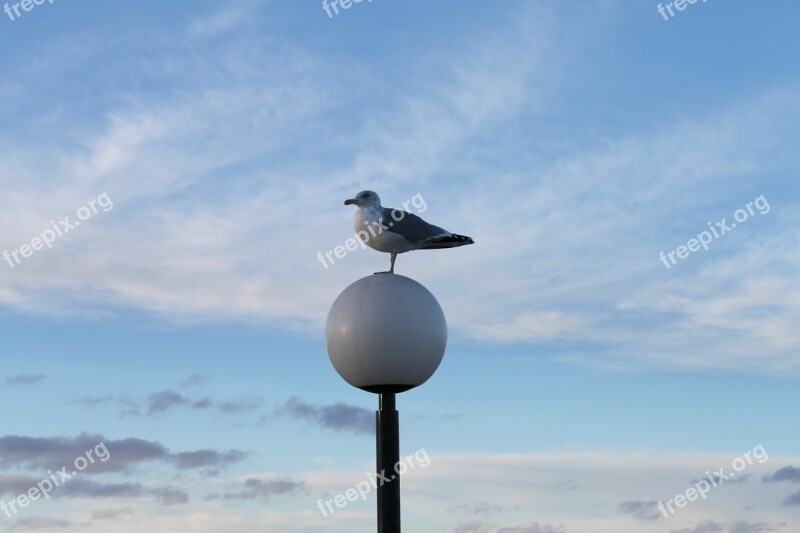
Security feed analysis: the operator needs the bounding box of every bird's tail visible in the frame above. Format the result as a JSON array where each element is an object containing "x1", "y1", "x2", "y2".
[{"x1": 420, "y1": 234, "x2": 475, "y2": 249}]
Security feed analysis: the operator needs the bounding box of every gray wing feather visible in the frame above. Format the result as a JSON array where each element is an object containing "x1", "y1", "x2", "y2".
[{"x1": 380, "y1": 208, "x2": 450, "y2": 243}]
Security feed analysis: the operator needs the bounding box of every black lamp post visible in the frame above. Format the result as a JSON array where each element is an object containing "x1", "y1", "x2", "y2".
[{"x1": 376, "y1": 392, "x2": 400, "y2": 531}]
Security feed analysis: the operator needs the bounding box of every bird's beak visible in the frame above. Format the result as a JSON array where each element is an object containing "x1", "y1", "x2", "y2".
[{"x1": 344, "y1": 199, "x2": 356, "y2": 206}]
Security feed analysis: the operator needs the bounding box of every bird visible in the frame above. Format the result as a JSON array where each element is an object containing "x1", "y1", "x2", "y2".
[{"x1": 343, "y1": 190, "x2": 474, "y2": 274}]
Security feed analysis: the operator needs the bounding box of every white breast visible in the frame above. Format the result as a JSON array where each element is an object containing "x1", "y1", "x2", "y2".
[{"x1": 352, "y1": 208, "x2": 415, "y2": 253}]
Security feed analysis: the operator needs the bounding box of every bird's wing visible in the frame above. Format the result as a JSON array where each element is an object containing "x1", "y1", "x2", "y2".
[{"x1": 380, "y1": 208, "x2": 451, "y2": 244}]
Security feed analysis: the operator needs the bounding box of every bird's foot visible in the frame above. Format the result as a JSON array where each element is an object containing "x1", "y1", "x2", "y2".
[{"x1": 373, "y1": 270, "x2": 394, "y2": 275}]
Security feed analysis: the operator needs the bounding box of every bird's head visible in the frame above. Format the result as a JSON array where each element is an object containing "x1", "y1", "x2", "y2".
[{"x1": 344, "y1": 190, "x2": 382, "y2": 208}]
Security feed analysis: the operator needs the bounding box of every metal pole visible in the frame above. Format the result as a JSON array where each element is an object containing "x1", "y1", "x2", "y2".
[{"x1": 376, "y1": 392, "x2": 400, "y2": 532}]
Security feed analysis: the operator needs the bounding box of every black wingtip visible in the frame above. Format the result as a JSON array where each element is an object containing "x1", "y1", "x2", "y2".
[
  {"x1": 421, "y1": 234, "x2": 475, "y2": 249},
  {"x1": 451, "y1": 234, "x2": 474, "y2": 245}
]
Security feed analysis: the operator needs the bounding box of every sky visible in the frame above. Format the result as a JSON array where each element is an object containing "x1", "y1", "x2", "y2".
[{"x1": 0, "y1": 0, "x2": 799, "y2": 531}]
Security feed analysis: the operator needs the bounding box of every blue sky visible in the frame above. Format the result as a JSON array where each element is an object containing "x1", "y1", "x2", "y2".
[{"x1": 1, "y1": 1, "x2": 799, "y2": 531}]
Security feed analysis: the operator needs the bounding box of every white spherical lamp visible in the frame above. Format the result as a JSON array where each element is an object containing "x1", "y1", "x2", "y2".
[{"x1": 325, "y1": 274, "x2": 447, "y2": 393}]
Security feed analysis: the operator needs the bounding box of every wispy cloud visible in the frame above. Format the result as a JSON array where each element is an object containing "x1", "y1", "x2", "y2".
[
  {"x1": 170, "y1": 450, "x2": 247, "y2": 471},
  {"x1": 91, "y1": 508, "x2": 134, "y2": 520},
  {"x1": 0, "y1": 432, "x2": 246, "y2": 474},
  {"x1": 277, "y1": 396, "x2": 372, "y2": 435},
  {"x1": 762, "y1": 465, "x2": 800, "y2": 483},
  {"x1": 454, "y1": 522, "x2": 491, "y2": 533},
  {"x1": 670, "y1": 521, "x2": 783, "y2": 533},
  {"x1": 496, "y1": 523, "x2": 564, "y2": 533},
  {"x1": 180, "y1": 374, "x2": 211, "y2": 388},
  {"x1": 145, "y1": 390, "x2": 212, "y2": 415},
  {"x1": 448, "y1": 502, "x2": 506, "y2": 517},
  {"x1": 74, "y1": 390, "x2": 262, "y2": 418},
  {"x1": 783, "y1": 489, "x2": 800, "y2": 506},
  {"x1": 762, "y1": 465, "x2": 800, "y2": 507},
  {"x1": 8, "y1": 517, "x2": 72, "y2": 530},
  {"x1": 4, "y1": 374, "x2": 45, "y2": 386},
  {"x1": 617, "y1": 500, "x2": 662, "y2": 521},
  {"x1": 206, "y1": 478, "x2": 304, "y2": 501},
  {"x1": 154, "y1": 487, "x2": 190, "y2": 506}
]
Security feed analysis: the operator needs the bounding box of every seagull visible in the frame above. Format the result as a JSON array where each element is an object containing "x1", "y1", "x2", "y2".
[{"x1": 344, "y1": 190, "x2": 474, "y2": 274}]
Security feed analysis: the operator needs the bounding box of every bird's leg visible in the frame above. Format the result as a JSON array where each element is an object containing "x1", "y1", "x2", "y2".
[{"x1": 374, "y1": 251, "x2": 398, "y2": 275}]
